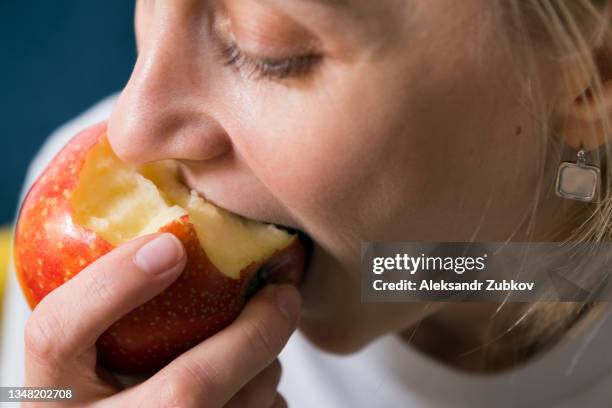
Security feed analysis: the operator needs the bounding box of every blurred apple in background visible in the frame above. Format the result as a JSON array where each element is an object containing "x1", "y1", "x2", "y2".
[{"x1": 13, "y1": 123, "x2": 309, "y2": 374}]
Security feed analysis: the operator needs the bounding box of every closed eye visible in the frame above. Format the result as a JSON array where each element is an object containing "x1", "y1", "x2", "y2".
[{"x1": 217, "y1": 40, "x2": 321, "y2": 81}]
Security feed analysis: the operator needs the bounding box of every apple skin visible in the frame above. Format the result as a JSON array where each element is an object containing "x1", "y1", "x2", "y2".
[{"x1": 13, "y1": 122, "x2": 309, "y2": 374}]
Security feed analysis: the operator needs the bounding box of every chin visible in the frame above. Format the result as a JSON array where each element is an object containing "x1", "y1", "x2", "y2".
[{"x1": 292, "y1": 243, "x2": 376, "y2": 354}]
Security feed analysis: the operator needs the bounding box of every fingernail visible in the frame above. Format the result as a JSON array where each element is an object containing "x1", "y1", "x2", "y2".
[
  {"x1": 274, "y1": 285, "x2": 301, "y2": 324},
  {"x1": 134, "y1": 234, "x2": 185, "y2": 275}
]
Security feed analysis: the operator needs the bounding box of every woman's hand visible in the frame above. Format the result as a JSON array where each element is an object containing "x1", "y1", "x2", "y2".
[{"x1": 23, "y1": 233, "x2": 300, "y2": 407}]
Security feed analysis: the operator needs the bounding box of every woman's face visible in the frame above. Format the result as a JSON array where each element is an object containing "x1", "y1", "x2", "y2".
[{"x1": 108, "y1": 0, "x2": 563, "y2": 352}]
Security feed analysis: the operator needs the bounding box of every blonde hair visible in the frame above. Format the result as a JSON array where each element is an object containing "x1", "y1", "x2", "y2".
[
  {"x1": 515, "y1": 0, "x2": 611, "y2": 239},
  {"x1": 444, "y1": 0, "x2": 612, "y2": 372}
]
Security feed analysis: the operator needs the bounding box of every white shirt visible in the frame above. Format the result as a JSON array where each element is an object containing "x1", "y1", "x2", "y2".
[{"x1": 2, "y1": 96, "x2": 612, "y2": 407}]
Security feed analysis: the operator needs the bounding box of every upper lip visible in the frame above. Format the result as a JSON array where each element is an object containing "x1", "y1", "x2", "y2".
[
  {"x1": 176, "y1": 161, "x2": 315, "y2": 264},
  {"x1": 176, "y1": 161, "x2": 306, "y2": 233}
]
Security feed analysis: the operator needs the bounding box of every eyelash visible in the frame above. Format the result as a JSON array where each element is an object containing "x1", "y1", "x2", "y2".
[{"x1": 217, "y1": 41, "x2": 320, "y2": 81}]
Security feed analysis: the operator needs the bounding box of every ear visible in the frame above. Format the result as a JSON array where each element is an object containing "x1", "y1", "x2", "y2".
[{"x1": 552, "y1": 10, "x2": 612, "y2": 150}]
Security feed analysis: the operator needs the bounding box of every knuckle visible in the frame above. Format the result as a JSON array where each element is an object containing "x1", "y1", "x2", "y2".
[
  {"x1": 240, "y1": 318, "x2": 284, "y2": 362},
  {"x1": 24, "y1": 308, "x2": 66, "y2": 365},
  {"x1": 83, "y1": 267, "x2": 115, "y2": 306},
  {"x1": 156, "y1": 368, "x2": 216, "y2": 408},
  {"x1": 155, "y1": 373, "x2": 193, "y2": 408},
  {"x1": 181, "y1": 357, "x2": 225, "y2": 400}
]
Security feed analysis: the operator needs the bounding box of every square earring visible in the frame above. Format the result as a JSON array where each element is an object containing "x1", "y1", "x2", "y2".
[{"x1": 555, "y1": 149, "x2": 601, "y2": 203}]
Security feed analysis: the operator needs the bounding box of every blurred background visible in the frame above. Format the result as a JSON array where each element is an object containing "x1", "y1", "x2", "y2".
[
  {"x1": 0, "y1": 0, "x2": 136, "y2": 225},
  {"x1": 0, "y1": 0, "x2": 136, "y2": 354},
  {"x1": 0, "y1": 0, "x2": 136, "y2": 299}
]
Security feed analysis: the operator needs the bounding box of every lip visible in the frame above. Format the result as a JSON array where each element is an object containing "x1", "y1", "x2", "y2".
[
  {"x1": 176, "y1": 161, "x2": 314, "y2": 288},
  {"x1": 176, "y1": 161, "x2": 299, "y2": 227}
]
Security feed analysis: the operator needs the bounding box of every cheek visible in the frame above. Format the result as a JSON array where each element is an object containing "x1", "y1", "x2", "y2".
[
  {"x1": 227, "y1": 79, "x2": 448, "y2": 234},
  {"x1": 230, "y1": 89, "x2": 396, "y2": 245},
  {"x1": 227, "y1": 30, "x2": 539, "y2": 249}
]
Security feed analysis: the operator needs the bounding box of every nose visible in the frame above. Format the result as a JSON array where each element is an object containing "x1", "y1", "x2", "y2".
[{"x1": 107, "y1": 9, "x2": 231, "y2": 165}]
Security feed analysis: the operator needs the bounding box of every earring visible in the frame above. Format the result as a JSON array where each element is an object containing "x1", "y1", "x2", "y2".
[{"x1": 555, "y1": 147, "x2": 601, "y2": 203}]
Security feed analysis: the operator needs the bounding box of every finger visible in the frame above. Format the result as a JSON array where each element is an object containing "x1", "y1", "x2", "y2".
[
  {"x1": 25, "y1": 233, "x2": 186, "y2": 365},
  {"x1": 129, "y1": 284, "x2": 300, "y2": 408},
  {"x1": 225, "y1": 359, "x2": 282, "y2": 408}
]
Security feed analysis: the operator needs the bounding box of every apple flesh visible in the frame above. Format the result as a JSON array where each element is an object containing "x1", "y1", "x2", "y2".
[{"x1": 13, "y1": 123, "x2": 309, "y2": 374}]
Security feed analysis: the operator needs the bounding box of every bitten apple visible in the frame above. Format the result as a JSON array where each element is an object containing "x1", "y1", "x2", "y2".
[{"x1": 14, "y1": 122, "x2": 309, "y2": 374}]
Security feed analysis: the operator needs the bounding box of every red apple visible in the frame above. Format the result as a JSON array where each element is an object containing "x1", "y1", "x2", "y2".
[{"x1": 13, "y1": 122, "x2": 309, "y2": 374}]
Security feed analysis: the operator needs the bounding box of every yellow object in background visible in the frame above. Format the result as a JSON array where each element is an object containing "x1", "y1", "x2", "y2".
[{"x1": 0, "y1": 225, "x2": 13, "y2": 308}]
